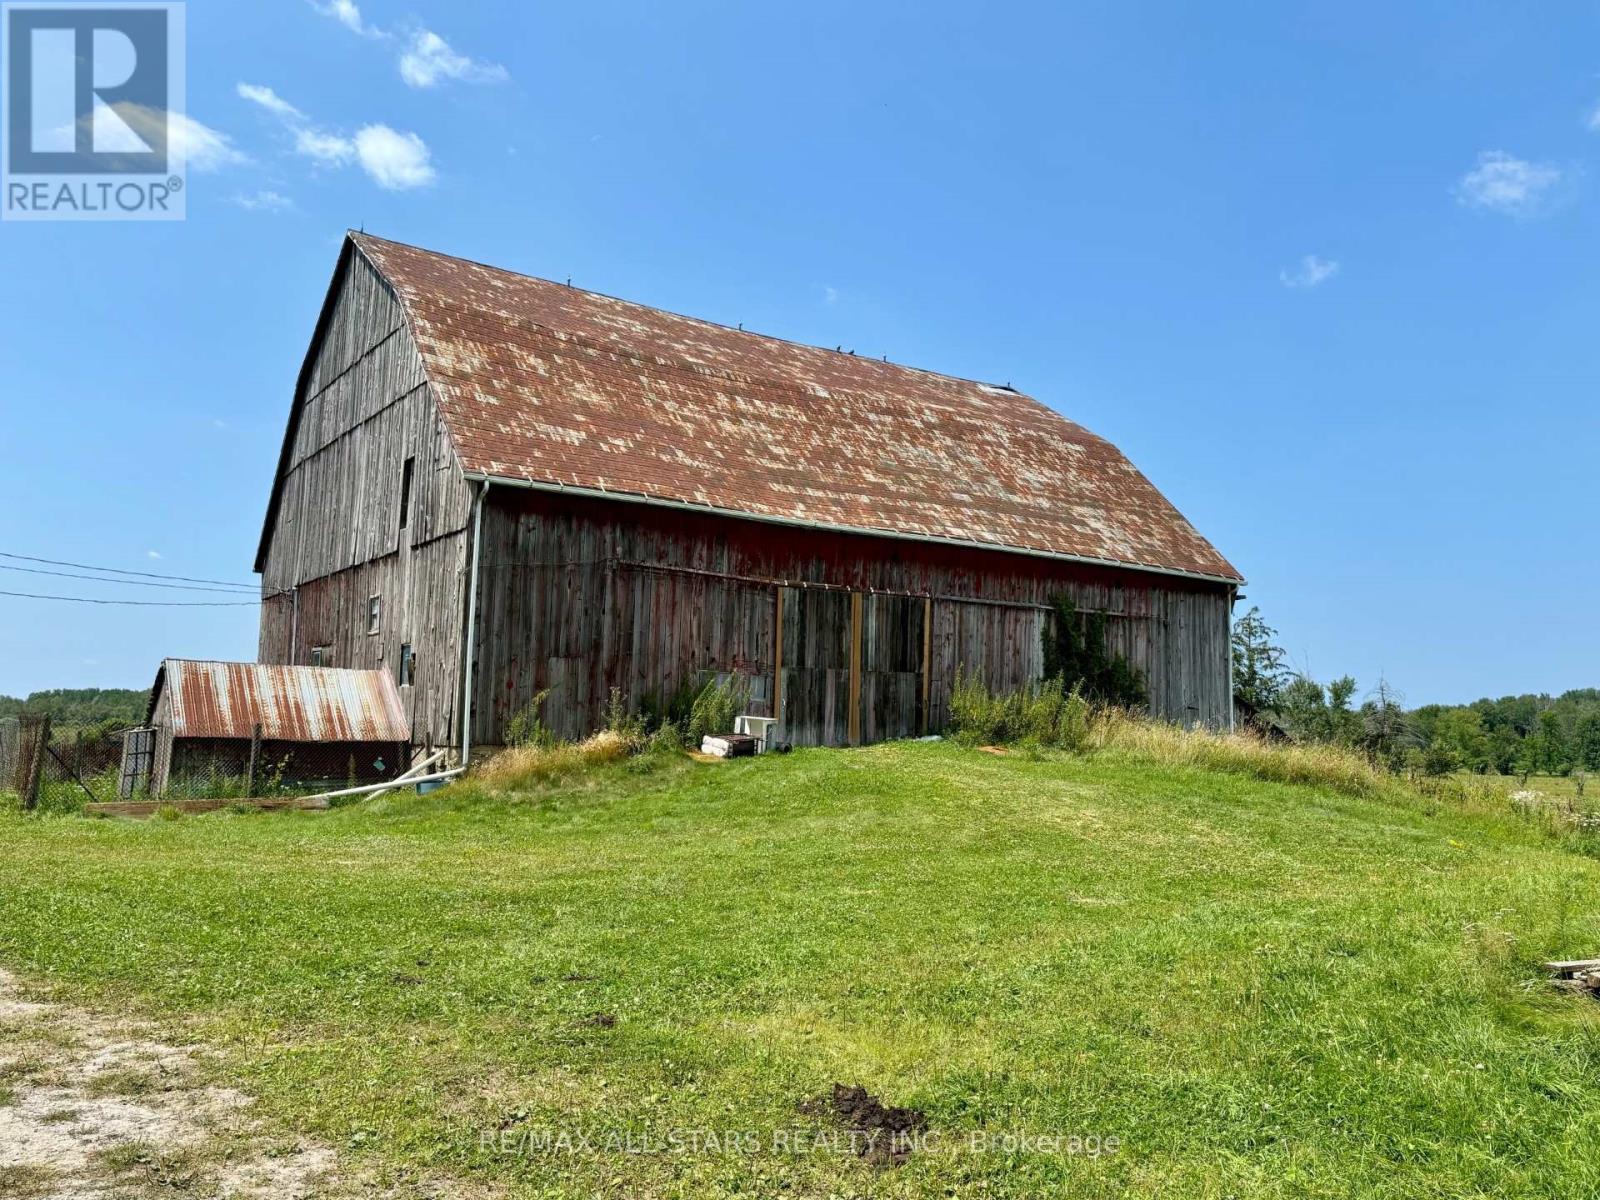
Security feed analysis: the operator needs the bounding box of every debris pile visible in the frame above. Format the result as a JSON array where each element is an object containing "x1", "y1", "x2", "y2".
[{"x1": 1544, "y1": 959, "x2": 1600, "y2": 996}]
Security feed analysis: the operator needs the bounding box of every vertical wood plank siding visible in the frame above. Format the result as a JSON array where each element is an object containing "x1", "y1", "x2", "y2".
[
  {"x1": 468, "y1": 490, "x2": 1231, "y2": 747},
  {"x1": 258, "y1": 251, "x2": 473, "y2": 749}
]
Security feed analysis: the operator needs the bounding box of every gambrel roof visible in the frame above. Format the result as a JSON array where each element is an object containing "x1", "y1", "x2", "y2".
[{"x1": 261, "y1": 232, "x2": 1240, "y2": 583}]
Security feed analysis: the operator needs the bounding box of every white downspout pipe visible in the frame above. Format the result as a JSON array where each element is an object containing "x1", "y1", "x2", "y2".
[{"x1": 460, "y1": 479, "x2": 488, "y2": 766}]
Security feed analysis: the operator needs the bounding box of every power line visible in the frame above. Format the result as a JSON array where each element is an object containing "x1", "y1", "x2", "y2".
[
  {"x1": 0, "y1": 588, "x2": 259, "y2": 607},
  {"x1": 0, "y1": 563, "x2": 260, "y2": 595},
  {"x1": 0, "y1": 551, "x2": 257, "y2": 590}
]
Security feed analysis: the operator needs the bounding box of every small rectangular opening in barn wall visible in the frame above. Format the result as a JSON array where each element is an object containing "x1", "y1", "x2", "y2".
[
  {"x1": 311, "y1": 645, "x2": 331, "y2": 667},
  {"x1": 398, "y1": 643, "x2": 414, "y2": 687},
  {"x1": 398, "y1": 456, "x2": 414, "y2": 532},
  {"x1": 368, "y1": 595, "x2": 382, "y2": 635}
]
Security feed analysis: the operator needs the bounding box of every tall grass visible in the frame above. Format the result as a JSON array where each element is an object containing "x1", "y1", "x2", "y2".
[
  {"x1": 1090, "y1": 708, "x2": 1393, "y2": 799},
  {"x1": 475, "y1": 686, "x2": 683, "y2": 790},
  {"x1": 945, "y1": 674, "x2": 1540, "y2": 827},
  {"x1": 948, "y1": 669, "x2": 1092, "y2": 751},
  {"x1": 475, "y1": 730, "x2": 638, "y2": 788}
]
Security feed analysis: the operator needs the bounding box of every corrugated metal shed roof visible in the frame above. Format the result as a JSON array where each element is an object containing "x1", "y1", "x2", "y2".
[
  {"x1": 149, "y1": 660, "x2": 410, "y2": 742},
  {"x1": 349, "y1": 233, "x2": 1241, "y2": 584}
]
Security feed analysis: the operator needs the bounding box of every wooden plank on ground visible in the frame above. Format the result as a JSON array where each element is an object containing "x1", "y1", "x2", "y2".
[{"x1": 84, "y1": 796, "x2": 332, "y2": 819}]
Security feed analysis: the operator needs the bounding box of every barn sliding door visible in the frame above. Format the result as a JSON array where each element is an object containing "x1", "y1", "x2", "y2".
[
  {"x1": 777, "y1": 588, "x2": 929, "y2": 747},
  {"x1": 777, "y1": 587, "x2": 852, "y2": 746},
  {"x1": 859, "y1": 593, "x2": 925, "y2": 742}
]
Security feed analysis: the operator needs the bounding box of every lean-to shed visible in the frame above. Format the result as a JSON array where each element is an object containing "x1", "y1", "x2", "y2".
[{"x1": 140, "y1": 659, "x2": 410, "y2": 796}]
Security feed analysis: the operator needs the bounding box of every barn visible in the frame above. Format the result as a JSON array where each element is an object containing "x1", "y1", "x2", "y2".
[{"x1": 256, "y1": 233, "x2": 1242, "y2": 757}]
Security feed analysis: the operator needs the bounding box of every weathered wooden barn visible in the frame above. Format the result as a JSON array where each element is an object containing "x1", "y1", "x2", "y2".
[{"x1": 256, "y1": 233, "x2": 1242, "y2": 754}]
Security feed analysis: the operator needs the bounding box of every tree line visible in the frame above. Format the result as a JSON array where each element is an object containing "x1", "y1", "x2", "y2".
[
  {"x1": 1231, "y1": 608, "x2": 1598, "y2": 777},
  {"x1": 0, "y1": 688, "x2": 149, "y2": 730}
]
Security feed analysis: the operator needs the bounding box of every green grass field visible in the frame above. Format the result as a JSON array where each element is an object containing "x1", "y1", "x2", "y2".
[
  {"x1": 3, "y1": 741, "x2": 1600, "y2": 1197},
  {"x1": 1499, "y1": 771, "x2": 1597, "y2": 803}
]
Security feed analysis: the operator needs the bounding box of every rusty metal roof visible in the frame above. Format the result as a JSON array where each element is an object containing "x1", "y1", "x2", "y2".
[
  {"x1": 350, "y1": 233, "x2": 1241, "y2": 583},
  {"x1": 150, "y1": 660, "x2": 410, "y2": 742}
]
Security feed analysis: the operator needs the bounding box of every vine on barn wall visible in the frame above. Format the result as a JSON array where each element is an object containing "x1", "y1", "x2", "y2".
[{"x1": 1041, "y1": 594, "x2": 1148, "y2": 709}]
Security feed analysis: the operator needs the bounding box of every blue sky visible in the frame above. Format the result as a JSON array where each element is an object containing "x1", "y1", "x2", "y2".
[{"x1": 1, "y1": 0, "x2": 1597, "y2": 705}]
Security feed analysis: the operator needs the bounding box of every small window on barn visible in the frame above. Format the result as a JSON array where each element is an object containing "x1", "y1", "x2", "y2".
[
  {"x1": 398, "y1": 456, "x2": 415, "y2": 532},
  {"x1": 398, "y1": 643, "x2": 414, "y2": 687},
  {"x1": 311, "y1": 645, "x2": 331, "y2": 668},
  {"x1": 368, "y1": 595, "x2": 381, "y2": 635}
]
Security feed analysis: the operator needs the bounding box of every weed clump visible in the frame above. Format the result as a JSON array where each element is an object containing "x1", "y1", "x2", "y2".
[
  {"x1": 685, "y1": 676, "x2": 747, "y2": 749},
  {"x1": 949, "y1": 669, "x2": 1093, "y2": 752}
]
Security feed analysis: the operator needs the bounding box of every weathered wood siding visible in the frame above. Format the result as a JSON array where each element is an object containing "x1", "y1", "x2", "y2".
[
  {"x1": 257, "y1": 248, "x2": 473, "y2": 749},
  {"x1": 469, "y1": 490, "x2": 1232, "y2": 746},
  {"x1": 150, "y1": 686, "x2": 174, "y2": 795}
]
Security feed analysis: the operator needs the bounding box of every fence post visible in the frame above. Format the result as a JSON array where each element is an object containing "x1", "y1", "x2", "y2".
[
  {"x1": 19, "y1": 713, "x2": 51, "y2": 812},
  {"x1": 246, "y1": 722, "x2": 262, "y2": 796}
]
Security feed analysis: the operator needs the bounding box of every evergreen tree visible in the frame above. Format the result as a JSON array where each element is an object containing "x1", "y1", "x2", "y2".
[{"x1": 1231, "y1": 607, "x2": 1288, "y2": 715}]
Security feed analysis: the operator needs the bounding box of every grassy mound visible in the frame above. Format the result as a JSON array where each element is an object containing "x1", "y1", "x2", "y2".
[{"x1": 2, "y1": 740, "x2": 1599, "y2": 1197}]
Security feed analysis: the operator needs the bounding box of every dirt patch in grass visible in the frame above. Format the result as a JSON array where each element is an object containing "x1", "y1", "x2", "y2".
[
  {"x1": 802, "y1": 1083, "x2": 929, "y2": 1167},
  {"x1": 0, "y1": 968, "x2": 483, "y2": 1199}
]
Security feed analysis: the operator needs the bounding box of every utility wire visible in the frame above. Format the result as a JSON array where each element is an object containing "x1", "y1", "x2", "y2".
[
  {"x1": 0, "y1": 551, "x2": 257, "y2": 591},
  {"x1": 0, "y1": 563, "x2": 260, "y2": 595},
  {"x1": 0, "y1": 588, "x2": 259, "y2": 607}
]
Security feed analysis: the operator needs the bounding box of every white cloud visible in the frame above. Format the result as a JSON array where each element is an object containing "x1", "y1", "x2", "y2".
[
  {"x1": 310, "y1": 0, "x2": 382, "y2": 38},
  {"x1": 234, "y1": 189, "x2": 294, "y2": 212},
  {"x1": 1279, "y1": 255, "x2": 1340, "y2": 289},
  {"x1": 230, "y1": 79, "x2": 434, "y2": 190},
  {"x1": 399, "y1": 29, "x2": 507, "y2": 88},
  {"x1": 294, "y1": 127, "x2": 356, "y2": 165},
  {"x1": 354, "y1": 124, "x2": 435, "y2": 189},
  {"x1": 306, "y1": 4, "x2": 507, "y2": 90},
  {"x1": 237, "y1": 82, "x2": 303, "y2": 121},
  {"x1": 146, "y1": 550, "x2": 162, "y2": 560},
  {"x1": 170, "y1": 113, "x2": 249, "y2": 171},
  {"x1": 1587, "y1": 102, "x2": 1600, "y2": 132},
  {"x1": 823, "y1": 286, "x2": 839, "y2": 304},
  {"x1": 106, "y1": 107, "x2": 247, "y2": 171},
  {"x1": 1455, "y1": 150, "x2": 1563, "y2": 217}
]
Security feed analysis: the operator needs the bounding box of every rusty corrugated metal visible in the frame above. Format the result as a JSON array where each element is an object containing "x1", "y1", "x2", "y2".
[
  {"x1": 154, "y1": 660, "x2": 410, "y2": 742},
  {"x1": 351, "y1": 233, "x2": 1241, "y2": 583}
]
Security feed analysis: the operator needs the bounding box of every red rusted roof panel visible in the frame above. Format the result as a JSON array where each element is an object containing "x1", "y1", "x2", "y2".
[
  {"x1": 353, "y1": 233, "x2": 1241, "y2": 582},
  {"x1": 157, "y1": 660, "x2": 410, "y2": 742}
]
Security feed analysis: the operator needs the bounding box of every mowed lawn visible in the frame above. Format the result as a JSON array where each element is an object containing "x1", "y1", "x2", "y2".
[{"x1": 4, "y1": 742, "x2": 1600, "y2": 1198}]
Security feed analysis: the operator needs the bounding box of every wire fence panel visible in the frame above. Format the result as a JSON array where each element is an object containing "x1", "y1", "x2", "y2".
[
  {"x1": 12, "y1": 724, "x2": 407, "y2": 812},
  {"x1": 0, "y1": 718, "x2": 18, "y2": 792},
  {"x1": 158, "y1": 738, "x2": 405, "y2": 802}
]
